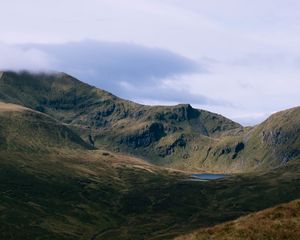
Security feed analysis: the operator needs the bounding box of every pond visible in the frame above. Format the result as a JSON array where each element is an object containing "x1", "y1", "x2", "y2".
[{"x1": 191, "y1": 173, "x2": 228, "y2": 181}]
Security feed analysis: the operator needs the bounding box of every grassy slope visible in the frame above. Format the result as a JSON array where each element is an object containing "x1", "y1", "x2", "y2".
[
  {"x1": 1, "y1": 151, "x2": 300, "y2": 240},
  {"x1": 244, "y1": 107, "x2": 300, "y2": 167},
  {"x1": 176, "y1": 199, "x2": 300, "y2": 240},
  {"x1": 0, "y1": 150, "x2": 176, "y2": 240},
  {"x1": 0, "y1": 102, "x2": 92, "y2": 152}
]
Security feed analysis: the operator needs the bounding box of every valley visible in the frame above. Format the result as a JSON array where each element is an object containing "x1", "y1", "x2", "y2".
[{"x1": 0, "y1": 71, "x2": 300, "y2": 239}]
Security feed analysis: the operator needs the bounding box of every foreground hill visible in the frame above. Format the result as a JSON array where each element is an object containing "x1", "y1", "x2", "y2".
[
  {"x1": 1, "y1": 149, "x2": 300, "y2": 239},
  {"x1": 177, "y1": 198, "x2": 300, "y2": 240},
  {"x1": 0, "y1": 102, "x2": 92, "y2": 152}
]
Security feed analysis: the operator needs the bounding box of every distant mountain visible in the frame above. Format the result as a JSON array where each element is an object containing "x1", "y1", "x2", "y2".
[
  {"x1": 203, "y1": 107, "x2": 300, "y2": 171},
  {"x1": 1, "y1": 71, "x2": 300, "y2": 172}
]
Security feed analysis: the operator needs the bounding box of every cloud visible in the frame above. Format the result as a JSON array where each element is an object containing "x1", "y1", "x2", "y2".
[
  {"x1": 22, "y1": 40, "x2": 201, "y2": 83},
  {"x1": 0, "y1": 40, "x2": 214, "y2": 106},
  {"x1": 0, "y1": 44, "x2": 52, "y2": 71},
  {"x1": 117, "y1": 80, "x2": 214, "y2": 106}
]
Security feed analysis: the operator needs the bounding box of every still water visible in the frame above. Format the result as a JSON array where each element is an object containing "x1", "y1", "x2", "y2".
[{"x1": 191, "y1": 173, "x2": 227, "y2": 180}]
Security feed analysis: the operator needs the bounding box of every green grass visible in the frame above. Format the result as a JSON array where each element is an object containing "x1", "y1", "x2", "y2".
[{"x1": 0, "y1": 104, "x2": 92, "y2": 152}]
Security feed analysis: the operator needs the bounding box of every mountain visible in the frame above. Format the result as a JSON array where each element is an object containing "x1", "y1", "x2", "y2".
[
  {"x1": 0, "y1": 71, "x2": 242, "y2": 170},
  {"x1": 202, "y1": 107, "x2": 300, "y2": 171},
  {"x1": 244, "y1": 107, "x2": 300, "y2": 166},
  {"x1": 2, "y1": 71, "x2": 300, "y2": 173},
  {"x1": 177, "y1": 198, "x2": 300, "y2": 240}
]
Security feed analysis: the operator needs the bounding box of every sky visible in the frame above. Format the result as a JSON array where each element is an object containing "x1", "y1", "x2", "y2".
[{"x1": 1, "y1": 0, "x2": 300, "y2": 125}]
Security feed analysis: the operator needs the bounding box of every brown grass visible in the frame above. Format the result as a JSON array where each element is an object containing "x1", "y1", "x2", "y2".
[
  {"x1": 0, "y1": 102, "x2": 28, "y2": 112},
  {"x1": 176, "y1": 199, "x2": 300, "y2": 240}
]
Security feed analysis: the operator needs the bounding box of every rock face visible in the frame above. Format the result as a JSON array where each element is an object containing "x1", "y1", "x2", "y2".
[
  {"x1": 256, "y1": 108, "x2": 300, "y2": 163},
  {"x1": 232, "y1": 142, "x2": 245, "y2": 159},
  {"x1": 156, "y1": 134, "x2": 187, "y2": 157},
  {"x1": 120, "y1": 122, "x2": 165, "y2": 148}
]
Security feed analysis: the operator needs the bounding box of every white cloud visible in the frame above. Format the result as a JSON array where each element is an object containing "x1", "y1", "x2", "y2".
[{"x1": 0, "y1": 44, "x2": 52, "y2": 70}]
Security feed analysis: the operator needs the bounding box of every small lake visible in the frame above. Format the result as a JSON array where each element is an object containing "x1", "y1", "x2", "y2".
[{"x1": 191, "y1": 173, "x2": 228, "y2": 180}]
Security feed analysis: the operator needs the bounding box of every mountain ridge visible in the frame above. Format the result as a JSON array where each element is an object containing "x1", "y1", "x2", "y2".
[
  {"x1": 0, "y1": 70, "x2": 242, "y2": 170},
  {"x1": 1, "y1": 70, "x2": 300, "y2": 172}
]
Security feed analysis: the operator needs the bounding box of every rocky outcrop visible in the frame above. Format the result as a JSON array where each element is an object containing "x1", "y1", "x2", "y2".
[
  {"x1": 156, "y1": 134, "x2": 187, "y2": 157},
  {"x1": 120, "y1": 122, "x2": 165, "y2": 148}
]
